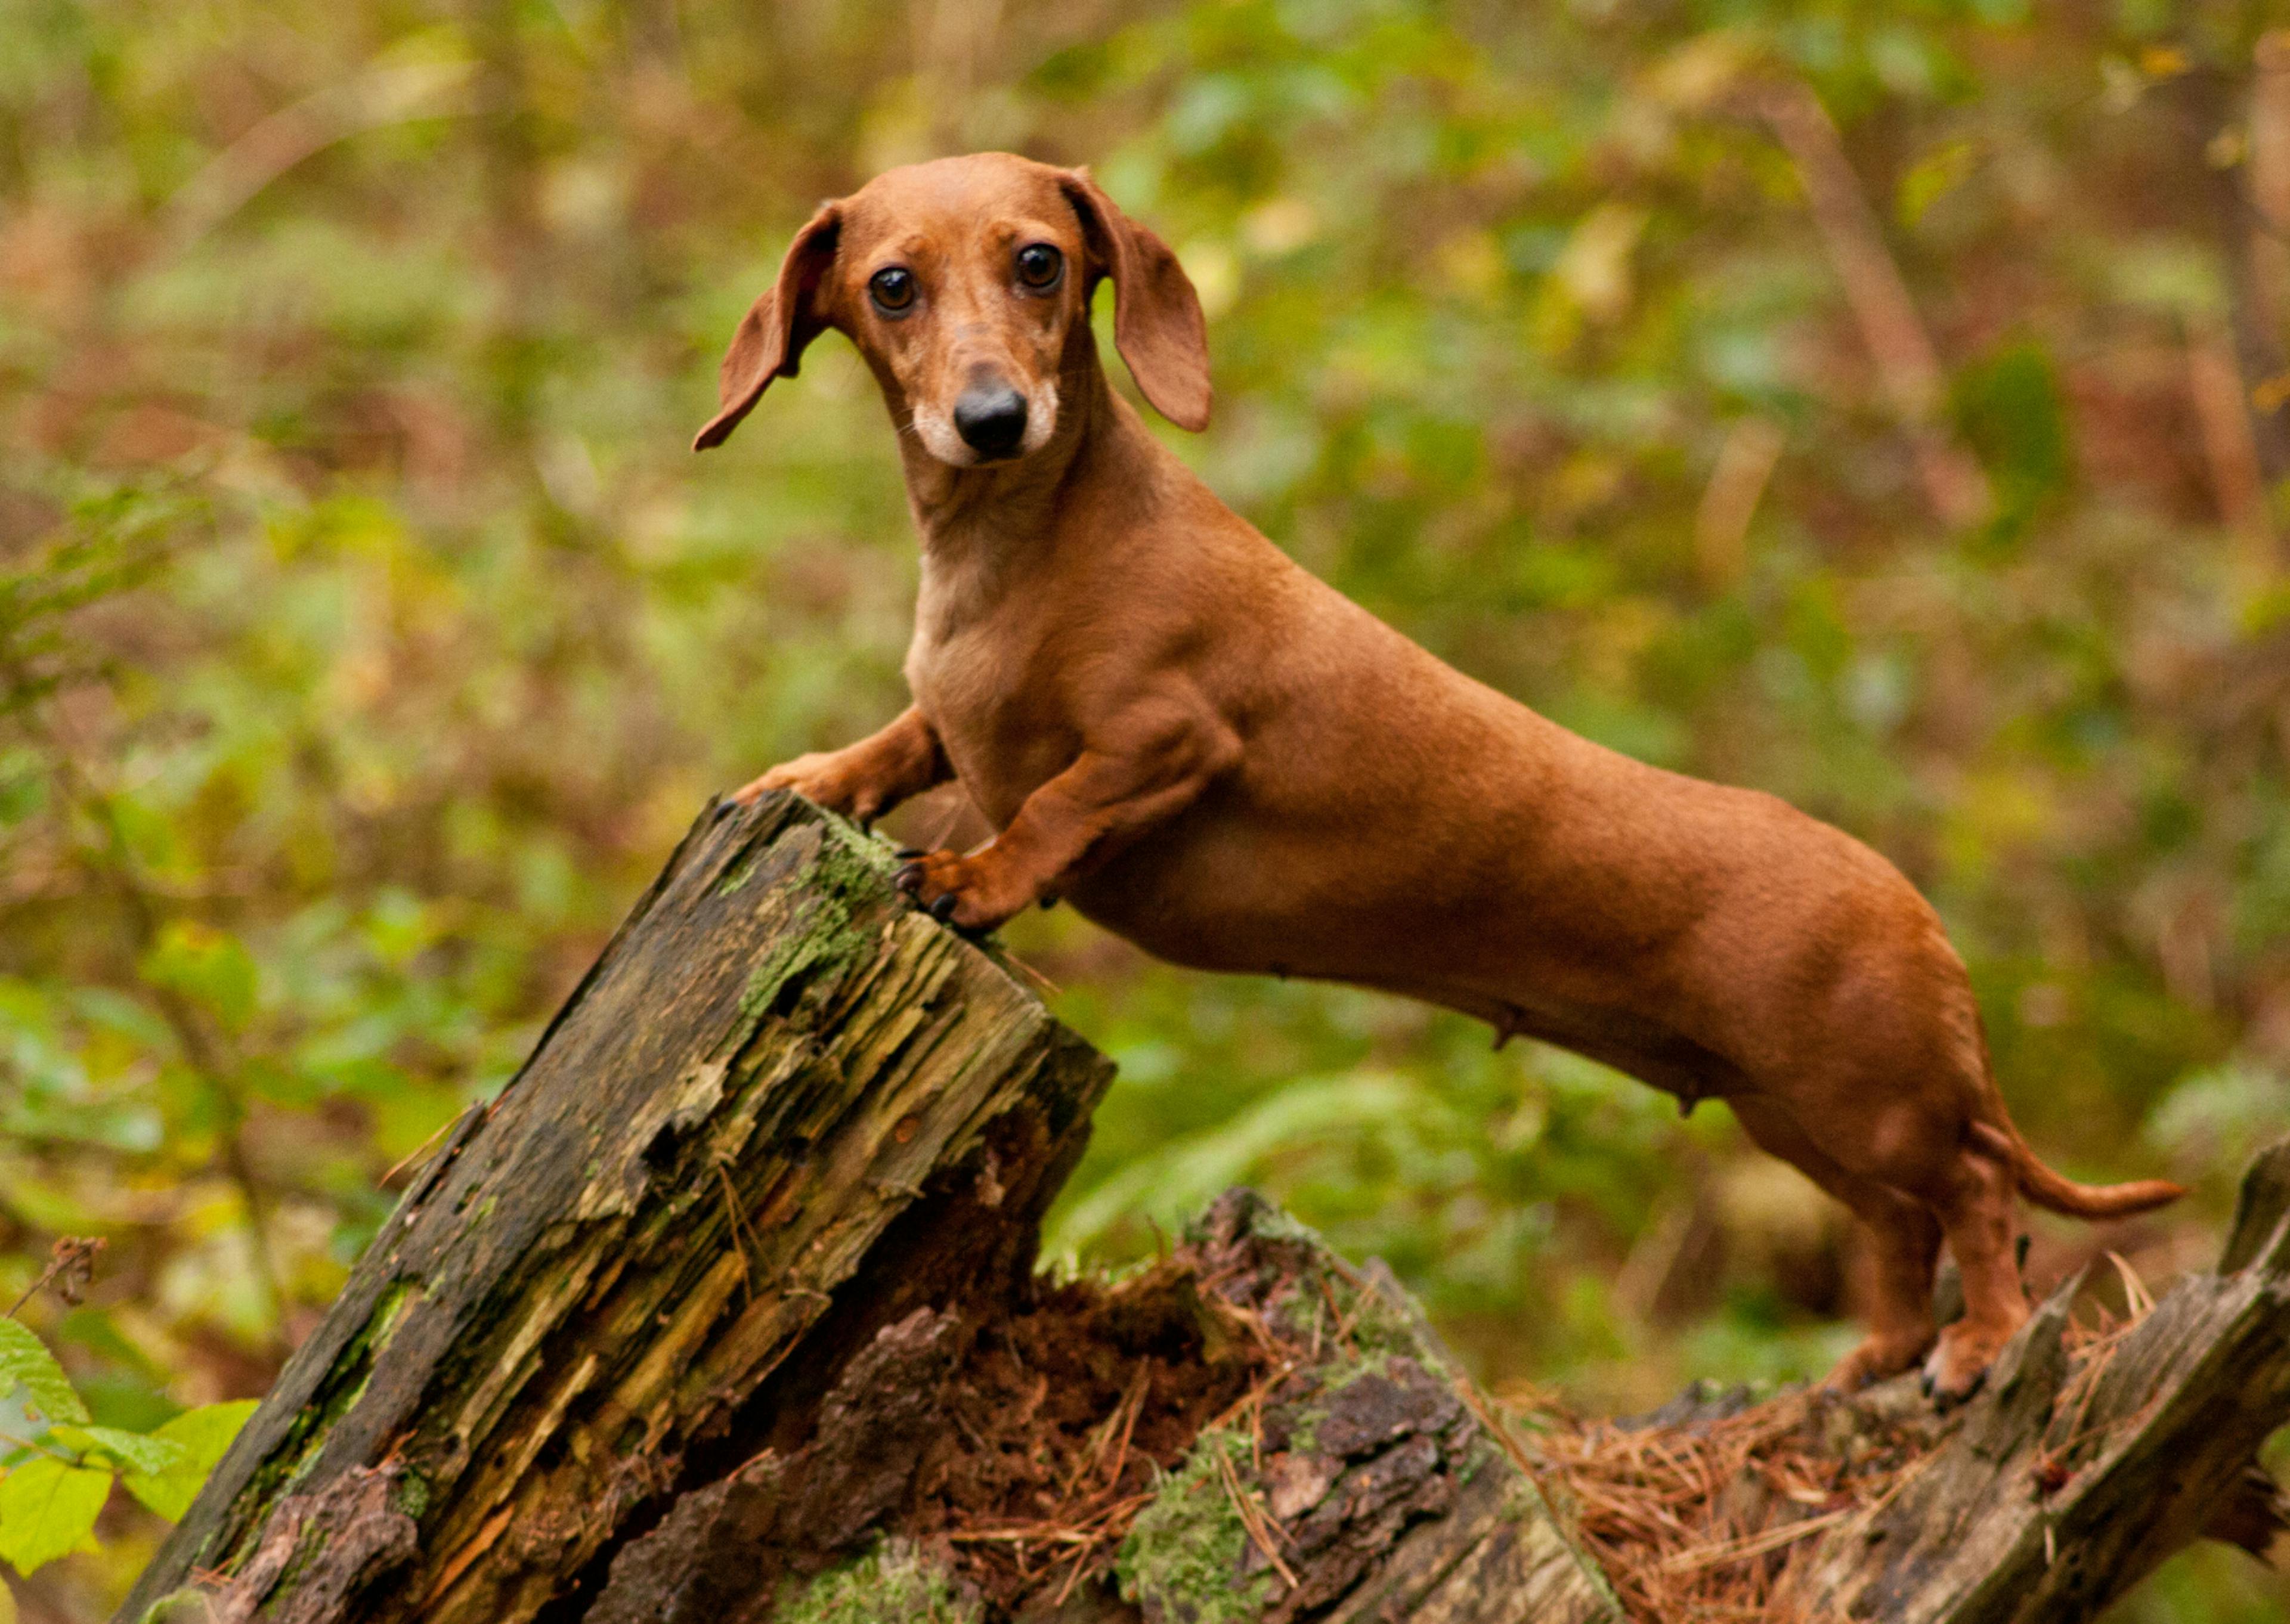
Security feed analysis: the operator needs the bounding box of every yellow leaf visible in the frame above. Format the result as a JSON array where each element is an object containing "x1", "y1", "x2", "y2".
[
  {"x1": 1552, "y1": 203, "x2": 1648, "y2": 326},
  {"x1": 2139, "y1": 45, "x2": 2189, "y2": 79}
]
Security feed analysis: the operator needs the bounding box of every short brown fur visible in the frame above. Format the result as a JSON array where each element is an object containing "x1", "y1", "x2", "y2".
[{"x1": 701, "y1": 153, "x2": 2180, "y2": 1402}]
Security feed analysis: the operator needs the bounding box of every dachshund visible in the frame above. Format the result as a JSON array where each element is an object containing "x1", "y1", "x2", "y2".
[{"x1": 694, "y1": 152, "x2": 2180, "y2": 1403}]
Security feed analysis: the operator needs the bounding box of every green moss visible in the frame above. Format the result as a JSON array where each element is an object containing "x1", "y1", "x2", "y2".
[
  {"x1": 718, "y1": 849, "x2": 763, "y2": 895},
  {"x1": 1329, "y1": 1278, "x2": 1437, "y2": 1371},
  {"x1": 1274, "y1": 1348, "x2": 1403, "y2": 1458},
  {"x1": 1179, "y1": 1196, "x2": 1438, "y2": 1371},
  {"x1": 1180, "y1": 1189, "x2": 1320, "y2": 1253},
  {"x1": 820, "y1": 810, "x2": 902, "y2": 878},
  {"x1": 769, "y1": 1539, "x2": 979, "y2": 1623},
  {"x1": 389, "y1": 1465, "x2": 431, "y2": 1520},
  {"x1": 272, "y1": 1518, "x2": 332, "y2": 1598},
  {"x1": 235, "y1": 1281, "x2": 422, "y2": 1526},
  {"x1": 1226, "y1": 1203, "x2": 1324, "y2": 1251},
  {"x1": 738, "y1": 822, "x2": 896, "y2": 1022},
  {"x1": 135, "y1": 1589, "x2": 215, "y2": 1624},
  {"x1": 1115, "y1": 1428, "x2": 1271, "y2": 1624},
  {"x1": 1456, "y1": 1433, "x2": 1494, "y2": 1487}
]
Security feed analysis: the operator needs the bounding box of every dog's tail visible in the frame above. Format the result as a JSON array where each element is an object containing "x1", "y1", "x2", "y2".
[{"x1": 1966, "y1": 1120, "x2": 2184, "y2": 1219}]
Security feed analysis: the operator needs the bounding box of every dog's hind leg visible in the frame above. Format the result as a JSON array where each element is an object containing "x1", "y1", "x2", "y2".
[
  {"x1": 1915, "y1": 1144, "x2": 2026, "y2": 1404},
  {"x1": 1729, "y1": 1096, "x2": 1939, "y2": 1389}
]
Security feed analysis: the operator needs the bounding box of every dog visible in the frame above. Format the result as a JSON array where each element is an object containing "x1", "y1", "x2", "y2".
[{"x1": 694, "y1": 152, "x2": 2181, "y2": 1403}]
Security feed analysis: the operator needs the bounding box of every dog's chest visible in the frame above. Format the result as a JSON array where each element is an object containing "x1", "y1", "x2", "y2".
[
  {"x1": 905, "y1": 622, "x2": 1000, "y2": 741},
  {"x1": 906, "y1": 583, "x2": 1077, "y2": 826}
]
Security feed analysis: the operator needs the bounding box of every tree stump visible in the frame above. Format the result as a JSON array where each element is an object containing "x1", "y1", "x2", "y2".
[
  {"x1": 117, "y1": 794, "x2": 1113, "y2": 1623},
  {"x1": 116, "y1": 794, "x2": 2290, "y2": 1624}
]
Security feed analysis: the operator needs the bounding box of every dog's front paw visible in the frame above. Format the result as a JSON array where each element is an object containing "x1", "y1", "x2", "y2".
[
  {"x1": 733, "y1": 752, "x2": 878, "y2": 820},
  {"x1": 892, "y1": 849, "x2": 1032, "y2": 934}
]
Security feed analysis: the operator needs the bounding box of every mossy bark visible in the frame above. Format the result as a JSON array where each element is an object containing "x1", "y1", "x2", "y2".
[{"x1": 113, "y1": 789, "x2": 2290, "y2": 1624}]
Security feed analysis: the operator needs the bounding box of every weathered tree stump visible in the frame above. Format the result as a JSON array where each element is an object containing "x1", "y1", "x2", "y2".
[
  {"x1": 117, "y1": 794, "x2": 1113, "y2": 1623},
  {"x1": 116, "y1": 793, "x2": 2290, "y2": 1624}
]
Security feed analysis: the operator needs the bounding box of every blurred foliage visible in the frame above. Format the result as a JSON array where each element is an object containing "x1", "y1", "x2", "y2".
[{"x1": 2, "y1": 0, "x2": 2289, "y2": 1613}]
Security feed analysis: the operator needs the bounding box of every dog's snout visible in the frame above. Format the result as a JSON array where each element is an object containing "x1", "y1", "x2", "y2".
[{"x1": 954, "y1": 384, "x2": 1029, "y2": 459}]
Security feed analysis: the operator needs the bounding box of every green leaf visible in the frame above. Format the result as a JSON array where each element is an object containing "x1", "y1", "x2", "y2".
[
  {"x1": 1896, "y1": 138, "x2": 1977, "y2": 228},
  {"x1": 0, "y1": 1321, "x2": 89, "y2": 1426},
  {"x1": 0, "y1": 1456, "x2": 111, "y2": 1574},
  {"x1": 65, "y1": 987, "x2": 174, "y2": 1053},
  {"x1": 48, "y1": 1425, "x2": 185, "y2": 1476},
  {"x1": 237, "y1": 1055, "x2": 321, "y2": 1108},
  {"x1": 1951, "y1": 339, "x2": 2069, "y2": 513},
  {"x1": 140, "y1": 922, "x2": 259, "y2": 1035},
  {"x1": 122, "y1": 1401, "x2": 256, "y2": 1522}
]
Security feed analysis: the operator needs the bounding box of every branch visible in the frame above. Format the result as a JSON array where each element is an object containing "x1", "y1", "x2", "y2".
[{"x1": 1756, "y1": 80, "x2": 1995, "y2": 531}]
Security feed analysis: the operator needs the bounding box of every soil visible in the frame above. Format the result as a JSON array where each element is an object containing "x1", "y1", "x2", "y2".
[{"x1": 914, "y1": 1260, "x2": 1276, "y2": 1611}]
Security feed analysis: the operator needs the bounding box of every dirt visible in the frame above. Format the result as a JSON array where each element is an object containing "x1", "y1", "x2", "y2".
[
  {"x1": 896, "y1": 1191, "x2": 1486, "y2": 1622},
  {"x1": 911, "y1": 1260, "x2": 1276, "y2": 1612}
]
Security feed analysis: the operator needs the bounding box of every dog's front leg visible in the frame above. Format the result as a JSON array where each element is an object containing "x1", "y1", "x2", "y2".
[
  {"x1": 732, "y1": 704, "x2": 951, "y2": 827},
  {"x1": 895, "y1": 703, "x2": 1239, "y2": 932}
]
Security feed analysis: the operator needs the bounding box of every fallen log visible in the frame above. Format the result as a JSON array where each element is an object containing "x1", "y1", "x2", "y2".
[
  {"x1": 1535, "y1": 1145, "x2": 2290, "y2": 1621},
  {"x1": 115, "y1": 794, "x2": 2290, "y2": 1624},
  {"x1": 1792, "y1": 1141, "x2": 2290, "y2": 1622}
]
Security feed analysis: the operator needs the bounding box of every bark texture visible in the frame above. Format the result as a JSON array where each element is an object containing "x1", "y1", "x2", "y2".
[
  {"x1": 113, "y1": 791, "x2": 2290, "y2": 1624},
  {"x1": 1790, "y1": 1139, "x2": 2290, "y2": 1621}
]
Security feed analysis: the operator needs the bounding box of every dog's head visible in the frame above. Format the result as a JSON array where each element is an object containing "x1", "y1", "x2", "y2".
[{"x1": 694, "y1": 153, "x2": 1210, "y2": 462}]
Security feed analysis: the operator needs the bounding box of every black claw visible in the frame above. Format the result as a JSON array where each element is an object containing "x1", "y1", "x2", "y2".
[
  {"x1": 895, "y1": 864, "x2": 923, "y2": 893},
  {"x1": 930, "y1": 894, "x2": 959, "y2": 923},
  {"x1": 895, "y1": 848, "x2": 926, "y2": 860},
  {"x1": 1039, "y1": 892, "x2": 1060, "y2": 910},
  {"x1": 1919, "y1": 1369, "x2": 1935, "y2": 1399}
]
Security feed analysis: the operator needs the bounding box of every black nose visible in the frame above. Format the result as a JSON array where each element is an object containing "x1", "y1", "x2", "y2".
[{"x1": 953, "y1": 385, "x2": 1028, "y2": 458}]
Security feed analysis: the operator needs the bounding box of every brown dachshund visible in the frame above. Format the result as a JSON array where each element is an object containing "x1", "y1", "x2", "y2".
[{"x1": 696, "y1": 152, "x2": 2180, "y2": 1403}]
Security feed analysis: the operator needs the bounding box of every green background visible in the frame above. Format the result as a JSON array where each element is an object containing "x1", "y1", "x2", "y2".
[{"x1": 1, "y1": 0, "x2": 2286, "y2": 1614}]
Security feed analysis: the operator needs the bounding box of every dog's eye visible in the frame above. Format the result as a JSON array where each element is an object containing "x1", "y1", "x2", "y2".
[
  {"x1": 869, "y1": 267, "x2": 916, "y2": 313},
  {"x1": 1014, "y1": 243, "x2": 1063, "y2": 292}
]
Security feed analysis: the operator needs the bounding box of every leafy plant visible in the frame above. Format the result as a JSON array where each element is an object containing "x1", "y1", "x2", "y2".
[{"x1": 0, "y1": 1268, "x2": 250, "y2": 1576}]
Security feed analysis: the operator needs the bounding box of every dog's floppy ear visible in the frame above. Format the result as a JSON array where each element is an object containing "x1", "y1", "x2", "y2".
[
  {"x1": 694, "y1": 203, "x2": 843, "y2": 451},
  {"x1": 1059, "y1": 169, "x2": 1211, "y2": 432}
]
